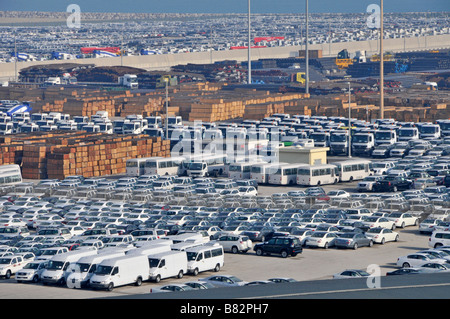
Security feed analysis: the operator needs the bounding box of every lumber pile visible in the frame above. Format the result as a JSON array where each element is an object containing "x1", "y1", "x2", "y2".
[{"x1": 0, "y1": 132, "x2": 170, "y2": 180}]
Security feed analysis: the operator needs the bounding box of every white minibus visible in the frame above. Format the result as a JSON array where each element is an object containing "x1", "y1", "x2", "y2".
[
  {"x1": 250, "y1": 162, "x2": 287, "y2": 185},
  {"x1": 186, "y1": 243, "x2": 224, "y2": 276},
  {"x1": 268, "y1": 164, "x2": 307, "y2": 185},
  {"x1": 296, "y1": 164, "x2": 339, "y2": 186},
  {"x1": 228, "y1": 162, "x2": 253, "y2": 180},
  {"x1": 332, "y1": 159, "x2": 373, "y2": 182},
  {"x1": 144, "y1": 156, "x2": 185, "y2": 176},
  {"x1": 126, "y1": 157, "x2": 154, "y2": 176}
]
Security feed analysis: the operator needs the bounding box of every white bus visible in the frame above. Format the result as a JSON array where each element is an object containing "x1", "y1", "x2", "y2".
[
  {"x1": 268, "y1": 164, "x2": 307, "y2": 186},
  {"x1": 250, "y1": 162, "x2": 286, "y2": 184},
  {"x1": 228, "y1": 162, "x2": 253, "y2": 180},
  {"x1": 186, "y1": 154, "x2": 228, "y2": 177},
  {"x1": 296, "y1": 164, "x2": 339, "y2": 186},
  {"x1": 144, "y1": 156, "x2": 185, "y2": 176},
  {"x1": 332, "y1": 159, "x2": 373, "y2": 182},
  {"x1": 0, "y1": 164, "x2": 22, "y2": 186},
  {"x1": 126, "y1": 157, "x2": 154, "y2": 176}
]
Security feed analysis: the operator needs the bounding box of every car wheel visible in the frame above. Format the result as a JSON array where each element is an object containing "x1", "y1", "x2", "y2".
[
  {"x1": 353, "y1": 243, "x2": 358, "y2": 250},
  {"x1": 435, "y1": 243, "x2": 443, "y2": 248},
  {"x1": 401, "y1": 222, "x2": 405, "y2": 228},
  {"x1": 214, "y1": 264, "x2": 221, "y2": 272},
  {"x1": 107, "y1": 282, "x2": 114, "y2": 291},
  {"x1": 193, "y1": 268, "x2": 199, "y2": 276},
  {"x1": 380, "y1": 238, "x2": 385, "y2": 245},
  {"x1": 395, "y1": 235, "x2": 399, "y2": 242},
  {"x1": 177, "y1": 270, "x2": 184, "y2": 279},
  {"x1": 281, "y1": 250, "x2": 288, "y2": 258},
  {"x1": 391, "y1": 224, "x2": 396, "y2": 230},
  {"x1": 32, "y1": 275, "x2": 39, "y2": 283},
  {"x1": 324, "y1": 242, "x2": 329, "y2": 249},
  {"x1": 393, "y1": 186, "x2": 398, "y2": 192},
  {"x1": 402, "y1": 262, "x2": 410, "y2": 268},
  {"x1": 154, "y1": 275, "x2": 161, "y2": 283},
  {"x1": 414, "y1": 219, "x2": 418, "y2": 226},
  {"x1": 5, "y1": 270, "x2": 11, "y2": 279},
  {"x1": 231, "y1": 246, "x2": 239, "y2": 254},
  {"x1": 256, "y1": 248, "x2": 263, "y2": 256},
  {"x1": 369, "y1": 240, "x2": 373, "y2": 247},
  {"x1": 135, "y1": 276, "x2": 142, "y2": 286}
]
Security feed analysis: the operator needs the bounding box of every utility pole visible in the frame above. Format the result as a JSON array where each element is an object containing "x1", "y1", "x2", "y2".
[
  {"x1": 305, "y1": 0, "x2": 309, "y2": 95},
  {"x1": 165, "y1": 77, "x2": 169, "y2": 140},
  {"x1": 379, "y1": 0, "x2": 384, "y2": 119},
  {"x1": 348, "y1": 82, "x2": 352, "y2": 158},
  {"x1": 247, "y1": 0, "x2": 252, "y2": 85},
  {"x1": 14, "y1": 33, "x2": 17, "y2": 82}
]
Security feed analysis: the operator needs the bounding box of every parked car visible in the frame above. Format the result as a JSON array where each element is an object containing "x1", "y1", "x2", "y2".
[
  {"x1": 333, "y1": 269, "x2": 371, "y2": 279},
  {"x1": 214, "y1": 235, "x2": 252, "y2": 254},
  {"x1": 386, "y1": 212, "x2": 419, "y2": 228},
  {"x1": 396, "y1": 252, "x2": 448, "y2": 268},
  {"x1": 304, "y1": 231, "x2": 338, "y2": 249},
  {"x1": 373, "y1": 176, "x2": 413, "y2": 192},
  {"x1": 150, "y1": 284, "x2": 197, "y2": 293},
  {"x1": 334, "y1": 233, "x2": 373, "y2": 250},
  {"x1": 199, "y1": 274, "x2": 248, "y2": 287},
  {"x1": 253, "y1": 236, "x2": 303, "y2": 258},
  {"x1": 364, "y1": 227, "x2": 399, "y2": 244}
]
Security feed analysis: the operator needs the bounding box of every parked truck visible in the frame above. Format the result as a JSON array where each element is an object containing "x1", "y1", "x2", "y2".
[
  {"x1": 118, "y1": 74, "x2": 138, "y2": 89},
  {"x1": 351, "y1": 132, "x2": 375, "y2": 156}
]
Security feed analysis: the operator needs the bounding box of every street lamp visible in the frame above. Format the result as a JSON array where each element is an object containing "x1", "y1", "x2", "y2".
[
  {"x1": 305, "y1": 0, "x2": 309, "y2": 95},
  {"x1": 165, "y1": 77, "x2": 169, "y2": 140},
  {"x1": 348, "y1": 82, "x2": 352, "y2": 158},
  {"x1": 248, "y1": 0, "x2": 251, "y2": 85}
]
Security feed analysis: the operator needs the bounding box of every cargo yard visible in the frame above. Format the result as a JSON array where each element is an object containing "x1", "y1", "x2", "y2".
[{"x1": 0, "y1": 6, "x2": 449, "y2": 301}]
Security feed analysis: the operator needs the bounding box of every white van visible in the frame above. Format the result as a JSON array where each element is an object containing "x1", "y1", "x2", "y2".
[
  {"x1": 148, "y1": 251, "x2": 188, "y2": 283},
  {"x1": 40, "y1": 249, "x2": 97, "y2": 286},
  {"x1": 89, "y1": 255, "x2": 150, "y2": 291},
  {"x1": 186, "y1": 243, "x2": 224, "y2": 276},
  {"x1": 65, "y1": 251, "x2": 126, "y2": 288},
  {"x1": 428, "y1": 231, "x2": 450, "y2": 249},
  {"x1": 126, "y1": 244, "x2": 171, "y2": 256}
]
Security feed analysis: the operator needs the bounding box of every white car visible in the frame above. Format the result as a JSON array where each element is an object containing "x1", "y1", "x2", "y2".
[
  {"x1": 365, "y1": 228, "x2": 399, "y2": 244},
  {"x1": 150, "y1": 283, "x2": 197, "y2": 293},
  {"x1": 333, "y1": 269, "x2": 371, "y2": 279},
  {"x1": 396, "y1": 252, "x2": 448, "y2": 268},
  {"x1": 419, "y1": 218, "x2": 440, "y2": 234},
  {"x1": 0, "y1": 255, "x2": 28, "y2": 279},
  {"x1": 356, "y1": 176, "x2": 383, "y2": 192},
  {"x1": 418, "y1": 263, "x2": 450, "y2": 273},
  {"x1": 214, "y1": 234, "x2": 253, "y2": 254},
  {"x1": 305, "y1": 231, "x2": 338, "y2": 249},
  {"x1": 361, "y1": 217, "x2": 396, "y2": 230},
  {"x1": 326, "y1": 190, "x2": 350, "y2": 199},
  {"x1": 15, "y1": 259, "x2": 49, "y2": 283},
  {"x1": 238, "y1": 186, "x2": 258, "y2": 197},
  {"x1": 386, "y1": 212, "x2": 419, "y2": 228},
  {"x1": 199, "y1": 275, "x2": 248, "y2": 288}
]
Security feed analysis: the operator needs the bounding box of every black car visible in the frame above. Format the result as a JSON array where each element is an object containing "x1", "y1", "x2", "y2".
[
  {"x1": 254, "y1": 236, "x2": 303, "y2": 258},
  {"x1": 373, "y1": 176, "x2": 413, "y2": 192}
]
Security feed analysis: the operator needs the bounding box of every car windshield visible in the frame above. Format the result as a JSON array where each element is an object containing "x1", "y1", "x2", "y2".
[
  {"x1": 188, "y1": 163, "x2": 204, "y2": 170},
  {"x1": 23, "y1": 262, "x2": 40, "y2": 270},
  {"x1": 366, "y1": 228, "x2": 382, "y2": 234},
  {"x1": 0, "y1": 258, "x2": 12, "y2": 264},
  {"x1": 47, "y1": 261, "x2": 65, "y2": 270},
  {"x1": 95, "y1": 265, "x2": 113, "y2": 275}
]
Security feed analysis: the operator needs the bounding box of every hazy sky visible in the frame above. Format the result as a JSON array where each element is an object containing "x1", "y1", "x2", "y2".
[{"x1": 1, "y1": 0, "x2": 449, "y2": 13}]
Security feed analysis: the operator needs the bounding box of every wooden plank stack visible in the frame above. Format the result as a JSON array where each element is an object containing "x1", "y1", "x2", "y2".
[{"x1": 0, "y1": 132, "x2": 170, "y2": 180}]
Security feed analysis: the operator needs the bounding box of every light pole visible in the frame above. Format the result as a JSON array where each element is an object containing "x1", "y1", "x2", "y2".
[
  {"x1": 165, "y1": 77, "x2": 169, "y2": 140},
  {"x1": 248, "y1": 0, "x2": 251, "y2": 85},
  {"x1": 305, "y1": 0, "x2": 309, "y2": 95},
  {"x1": 379, "y1": 0, "x2": 384, "y2": 119},
  {"x1": 348, "y1": 82, "x2": 352, "y2": 158}
]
